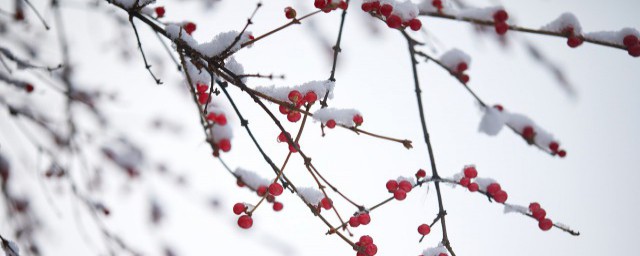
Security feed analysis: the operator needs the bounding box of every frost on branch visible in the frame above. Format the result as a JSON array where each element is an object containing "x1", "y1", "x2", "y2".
[
  {"x1": 234, "y1": 168, "x2": 270, "y2": 190},
  {"x1": 417, "y1": 0, "x2": 455, "y2": 14},
  {"x1": 196, "y1": 31, "x2": 253, "y2": 58},
  {"x1": 422, "y1": 244, "x2": 448, "y2": 256},
  {"x1": 297, "y1": 187, "x2": 324, "y2": 206},
  {"x1": 439, "y1": 48, "x2": 471, "y2": 72},
  {"x1": 224, "y1": 57, "x2": 246, "y2": 83},
  {"x1": 585, "y1": 28, "x2": 640, "y2": 45},
  {"x1": 166, "y1": 24, "x2": 199, "y2": 48},
  {"x1": 184, "y1": 58, "x2": 211, "y2": 86},
  {"x1": 454, "y1": 6, "x2": 504, "y2": 21},
  {"x1": 312, "y1": 108, "x2": 362, "y2": 127},
  {"x1": 503, "y1": 203, "x2": 528, "y2": 215},
  {"x1": 1, "y1": 237, "x2": 19, "y2": 256},
  {"x1": 254, "y1": 80, "x2": 334, "y2": 103},
  {"x1": 478, "y1": 106, "x2": 507, "y2": 136},
  {"x1": 541, "y1": 13, "x2": 583, "y2": 34},
  {"x1": 112, "y1": 0, "x2": 155, "y2": 9}
]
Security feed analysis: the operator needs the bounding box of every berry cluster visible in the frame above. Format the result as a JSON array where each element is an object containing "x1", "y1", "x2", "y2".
[
  {"x1": 361, "y1": 1, "x2": 422, "y2": 31},
  {"x1": 314, "y1": 0, "x2": 348, "y2": 13},
  {"x1": 284, "y1": 6, "x2": 297, "y2": 19},
  {"x1": 457, "y1": 166, "x2": 508, "y2": 203},
  {"x1": 325, "y1": 114, "x2": 364, "y2": 129},
  {"x1": 623, "y1": 34, "x2": 640, "y2": 57},
  {"x1": 278, "y1": 89, "x2": 317, "y2": 123},
  {"x1": 277, "y1": 131, "x2": 300, "y2": 153},
  {"x1": 561, "y1": 27, "x2": 583, "y2": 48},
  {"x1": 385, "y1": 177, "x2": 413, "y2": 201},
  {"x1": 349, "y1": 212, "x2": 372, "y2": 228},
  {"x1": 529, "y1": 202, "x2": 553, "y2": 231},
  {"x1": 430, "y1": 0, "x2": 443, "y2": 13},
  {"x1": 520, "y1": 125, "x2": 567, "y2": 157},
  {"x1": 354, "y1": 235, "x2": 378, "y2": 256},
  {"x1": 493, "y1": 10, "x2": 509, "y2": 35},
  {"x1": 196, "y1": 83, "x2": 210, "y2": 105}
]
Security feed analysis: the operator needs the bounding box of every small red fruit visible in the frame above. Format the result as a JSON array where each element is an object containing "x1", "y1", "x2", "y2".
[
  {"x1": 279, "y1": 104, "x2": 290, "y2": 114},
  {"x1": 393, "y1": 189, "x2": 407, "y2": 200},
  {"x1": 233, "y1": 203, "x2": 245, "y2": 215},
  {"x1": 361, "y1": 2, "x2": 373, "y2": 12},
  {"x1": 460, "y1": 74, "x2": 470, "y2": 83},
  {"x1": 288, "y1": 90, "x2": 302, "y2": 103},
  {"x1": 321, "y1": 197, "x2": 333, "y2": 210},
  {"x1": 493, "y1": 10, "x2": 508, "y2": 22},
  {"x1": 288, "y1": 142, "x2": 299, "y2": 153},
  {"x1": 468, "y1": 182, "x2": 479, "y2": 192},
  {"x1": 314, "y1": 0, "x2": 327, "y2": 9},
  {"x1": 257, "y1": 185, "x2": 268, "y2": 196},
  {"x1": 380, "y1": 4, "x2": 393, "y2": 17},
  {"x1": 155, "y1": 6, "x2": 165, "y2": 18},
  {"x1": 398, "y1": 180, "x2": 412, "y2": 192},
  {"x1": 268, "y1": 183, "x2": 284, "y2": 196},
  {"x1": 359, "y1": 235, "x2": 373, "y2": 245},
  {"x1": 198, "y1": 93, "x2": 209, "y2": 104},
  {"x1": 365, "y1": 244, "x2": 378, "y2": 255},
  {"x1": 386, "y1": 15, "x2": 402, "y2": 29},
  {"x1": 495, "y1": 22, "x2": 508, "y2": 35},
  {"x1": 623, "y1": 35, "x2": 639, "y2": 47},
  {"x1": 557, "y1": 150, "x2": 567, "y2": 158},
  {"x1": 463, "y1": 166, "x2": 477, "y2": 178},
  {"x1": 486, "y1": 183, "x2": 501, "y2": 196},
  {"x1": 538, "y1": 218, "x2": 553, "y2": 231},
  {"x1": 218, "y1": 139, "x2": 231, "y2": 152},
  {"x1": 326, "y1": 119, "x2": 336, "y2": 128},
  {"x1": 493, "y1": 190, "x2": 508, "y2": 203},
  {"x1": 567, "y1": 36, "x2": 583, "y2": 48},
  {"x1": 493, "y1": 104, "x2": 504, "y2": 111},
  {"x1": 522, "y1": 126, "x2": 535, "y2": 141},
  {"x1": 273, "y1": 202, "x2": 284, "y2": 211},
  {"x1": 266, "y1": 195, "x2": 275, "y2": 203},
  {"x1": 287, "y1": 112, "x2": 302, "y2": 122},
  {"x1": 338, "y1": 1, "x2": 348, "y2": 10},
  {"x1": 529, "y1": 202, "x2": 541, "y2": 211},
  {"x1": 456, "y1": 62, "x2": 468, "y2": 73},
  {"x1": 417, "y1": 224, "x2": 431, "y2": 235},
  {"x1": 349, "y1": 216, "x2": 360, "y2": 227},
  {"x1": 409, "y1": 19, "x2": 422, "y2": 31},
  {"x1": 353, "y1": 114, "x2": 363, "y2": 126},
  {"x1": 549, "y1": 142, "x2": 559, "y2": 152},
  {"x1": 304, "y1": 91, "x2": 318, "y2": 104},
  {"x1": 386, "y1": 180, "x2": 398, "y2": 192},
  {"x1": 214, "y1": 114, "x2": 227, "y2": 125},
  {"x1": 459, "y1": 177, "x2": 470, "y2": 187},
  {"x1": 184, "y1": 22, "x2": 196, "y2": 35},
  {"x1": 416, "y1": 169, "x2": 427, "y2": 178},
  {"x1": 358, "y1": 213, "x2": 371, "y2": 225},
  {"x1": 238, "y1": 215, "x2": 253, "y2": 229},
  {"x1": 277, "y1": 132, "x2": 289, "y2": 142},
  {"x1": 284, "y1": 7, "x2": 297, "y2": 19},
  {"x1": 25, "y1": 83, "x2": 34, "y2": 93},
  {"x1": 532, "y1": 208, "x2": 546, "y2": 221},
  {"x1": 628, "y1": 45, "x2": 640, "y2": 57}
]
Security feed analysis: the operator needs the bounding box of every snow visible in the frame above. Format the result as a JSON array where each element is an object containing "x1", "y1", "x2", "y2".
[
  {"x1": 166, "y1": 24, "x2": 199, "y2": 49},
  {"x1": 555, "y1": 222, "x2": 570, "y2": 230},
  {"x1": 478, "y1": 107, "x2": 507, "y2": 136},
  {"x1": 585, "y1": 28, "x2": 640, "y2": 45},
  {"x1": 439, "y1": 48, "x2": 471, "y2": 71},
  {"x1": 113, "y1": 0, "x2": 155, "y2": 9},
  {"x1": 297, "y1": 187, "x2": 324, "y2": 206},
  {"x1": 2, "y1": 239, "x2": 20, "y2": 256},
  {"x1": 417, "y1": 0, "x2": 455, "y2": 14},
  {"x1": 503, "y1": 203, "x2": 528, "y2": 214},
  {"x1": 455, "y1": 6, "x2": 503, "y2": 21},
  {"x1": 392, "y1": 1, "x2": 419, "y2": 21},
  {"x1": 312, "y1": 108, "x2": 361, "y2": 127},
  {"x1": 396, "y1": 176, "x2": 416, "y2": 185},
  {"x1": 196, "y1": 31, "x2": 252, "y2": 58},
  {"x1": 184, "y1": 57, "x2": 211, "y2": 86},
  {"x1": 234, "y1": 168, "x2": 270, "y2": 189},
  {"x1": 224, "y1": 57, "x2": 246, "y2": 83},
  {"x1": 541, "y1": 13, "x2": 582, "y2": 34},
  {"x1": 422, "y1": 244, "x2": 448, "y2": 256},
  {"x1": 474, "y1": 177, "x2": 497, "y2": 191},
  {"x1": 254, "y1": 80, "x2": 335, "y2": 103}
]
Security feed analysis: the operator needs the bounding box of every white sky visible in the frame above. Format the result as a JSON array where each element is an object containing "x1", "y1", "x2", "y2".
[{"x1": 1, "y1": 0, "x2": 640, "y2": 255}]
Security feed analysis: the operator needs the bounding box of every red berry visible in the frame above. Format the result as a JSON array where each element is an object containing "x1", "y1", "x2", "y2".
[
  {"x1": 567, "y1": 36, "x2": 583, "y2": 48},
  {"x1": 349, "y1": 216, "x2": 361, "y2": 227},
  {"x1": 284, "y1": 7, "x2": 297, "y2": 19},
  {"x1": 493, "y1": 190, "x2": 508, "y2": 203},
  {"x1": 288, "y1": 142, "x2": 299, "y2": 153},
  {"x1": 359, "y1": 235, "x2": 373, "y2": 245},
  {"x1": 522, "y1": 126, "x2": 535, "y2": 141},
  {"x1": 277, "y1": 132, "x2": 289, "y2": 142},
  {"x1": 463, "y1": 166, "x2": 477, "y2": 178},
  {"x1": 493, "y1": 104, "x2": 504, "y2": 111},
  {"x1": 326, "y1": 119, "x2": 336, "y2": 128},
  {"x1": 321, "y1": 197, "x2": 333, "y2": 210},
  {"x1": 338, "y1": 1, "x2": 348, "y2": 10},
  {"x1": 532, "y1": 208, "x2": 546, "y2": 221},
  {"x1": 380, "y1": 4, "x2": 393, "y2": 17},
  {"x1": 353, "y1": 115, "x2": 363, "y2": 126},
  {"x1": 486, "y1": 183, "x2": 501, "y2": 196},
  {"x1": 155, "y1": 6, "x2": 165, "y2": 18},
  {"x1": 386, "y1": 180, "x2": 398, "y2": 192},
  {"x1": 432, "y1": 0, "x2": 442, "y2": 8},
  {"x1": 393, "y1": 189, "x2": 407, "y2": 200},
  {"x1": 493, "y1": 10, "x2": 508, "y2": 22},
  {"x1": 409, "y1": 19, "x2": 422, "y2": 31},
  {"x1": 288, "y1": 90, "x2": 302, "y2": 103},
  {"x1": 623, "y1": 35, "x2": 639, "y2": 47},
  {"x1": 233, "y1": 203, "x2": 245, "y2": 215},
  {"x1": 468, "y1": 182, "x2": 479, "y2": 192},
  {"x1": 398, "y1": 180, "x2": 412, "y2": 192},
  {"x1": 386, "y1": 15, "x2": 402, "y2": 29},
  {"x1": 456, "y1": 62, "x2": 468, "y2": 73},
  {"x1": 266, "y1": 195, "x2": 275, "y2": 203},
  {"x1": 417, "y1": 224, "x2": 431, "y2": 235},
  {"x1": 549, "y1": 142, "x2": 559, "y2": 152},
  {"x1": 370, "y1": 1, "x2": 380, "y2": 11},
  {"x1": 237, "y1": 215, "x2": 253, "y2": 229},
  {"x1": 495, "y1": 22, "x2": 508, "y2": 35},
  {"x1": 538, "y1": 218, "x2": 553, "y2": 231},
  {"x1": 184, "y1": 22, "x2": 196, "y2": 35},
  {"x1": 268, "y1": 183, "x2": 284, "y2": 196},
  {"x1": 365, "y1": 244, "x2": 378, "y2": 255},
  {"x1": 257, "y1": 185, "x2": 268, "y2": 196},
  {"x1": 416, "y1": 169, "x2": 427, "y2": 178},
  {"x1": 557, "y1": 150, "x2": 567, "y2": 158},
  {"x1": 287, "y1": 112, "x2": 302, "y2": 122},
  {"x1": 304, "y1": 91, "x2": 318, "y2": 104},
  {"x1": 314, "y1": 0, "x2": 327, "y2": 9},
  {"x1": 214, "y1": 114, "x2": 227, "y2": 125},
  {"x1": 25, "y1": 83, "x2": 34, "y2": 93},
  {"x1": 628, "y1": 45, "x2": 640, "y2": 57},
  {"x1": 273, "y1": 202, "x2": 284, "y2": 211},
  {"x1": 236, "y1": 179, "x2": 245, "y2": 187},
  {"x1": 358, "y1": 213, "x2": 371, "y2": 225},
  {"x1": 460, "y1": 74, "x2": 470, "y2": 83},
  {"x1": 279, "y1": 104, "x2": 290, "y2": 114},
  {"x1": 361, "y1": 2, "x2": 373, "y2": 12},
  {"x1": 529, "y1": 202, "x2": 541, "y2": 211},
  {"x1": 218, "y1": 139, "x2": 231, "y2": 152},
  {"x1": 198, "y1": 93, "x2": 209, "y2": 104},
  {"x1": 459, "y1": 177, "x2": 470, "y2": 187}
]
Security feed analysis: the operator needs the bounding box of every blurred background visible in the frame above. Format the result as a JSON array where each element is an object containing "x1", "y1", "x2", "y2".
[{"x1": 0, "y1": 0, "x2": 639, "y2": 255}]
